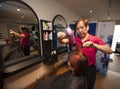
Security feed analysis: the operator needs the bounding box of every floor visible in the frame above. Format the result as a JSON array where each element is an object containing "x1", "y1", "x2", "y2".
[
  {"x1": 94, "y1": 53, "x2": 120, "y2": 89},
  {"x1": 24, "y1": 53, "x2": 120, "y2": 89}
]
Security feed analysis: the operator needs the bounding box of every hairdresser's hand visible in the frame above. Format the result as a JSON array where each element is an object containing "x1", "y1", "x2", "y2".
[
  {"x1": 10, "y1": 30, "x2": 15, "y2": 34},
  {"x1": 10, "y1": 29, "x2": 14, "y2": 34},
  {"x1": 10, "y1": 30, "x2": 20, "y2": 37},
  {"x1": 57, "y1": 32, "x2": 67, "y2": 39},
  {"x1": 83, "y1": 41, "x2": 94, "y2": 48}
]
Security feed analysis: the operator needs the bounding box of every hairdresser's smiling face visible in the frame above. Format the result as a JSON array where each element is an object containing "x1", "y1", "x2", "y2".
[{"x1": 76, "y1": 21, "x2": 89, "y2": 38}]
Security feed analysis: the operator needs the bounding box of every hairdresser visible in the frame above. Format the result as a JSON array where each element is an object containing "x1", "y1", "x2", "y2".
[{"x1": 57, "y1": 18, "x2": 112, "y2": 89}]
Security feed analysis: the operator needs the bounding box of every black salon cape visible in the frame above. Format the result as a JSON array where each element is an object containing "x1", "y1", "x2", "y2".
[{"x1": 35, "y1": 70, "x2": 87, "y2": 89}]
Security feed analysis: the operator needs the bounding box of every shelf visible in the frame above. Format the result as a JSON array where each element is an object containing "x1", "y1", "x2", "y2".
[
  {"x1": 41, "y1": 19, "x2": 58, "y2": 65},
  {"x1": 43, "y1": 40, "x2": 53, "y2": 41},
  {"x1": 41, "y1": 20, "x2": 52, "y2": 31},
  {"x1": 42, "y1": 30, "x2": 52, "y2": 31}
]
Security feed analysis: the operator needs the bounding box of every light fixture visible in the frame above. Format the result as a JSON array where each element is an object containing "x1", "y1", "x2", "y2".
[
  {"x1": 17, "y1": 8, "x2": 20, "y2": 12},
  {"x1": 21, "y1": 16, "x2": 24, "y2": 19},
  {"x1": 90, "y1": 10, "x2": 93, "y2": 13}
]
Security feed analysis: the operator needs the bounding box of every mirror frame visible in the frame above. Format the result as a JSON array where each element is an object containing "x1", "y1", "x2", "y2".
[
  {"x1": 0, "y1": 0, "x2": 41, "y2": 56},
  {"x1": 0, "y1": 0, "x2": 42, "y2": 77},
  {"x1": 52, "y1": 15, "x2": 68, "y2": 54}
]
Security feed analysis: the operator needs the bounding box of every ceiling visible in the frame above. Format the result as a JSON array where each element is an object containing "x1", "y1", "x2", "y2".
[
  {"x1": 55, "y1": 0, "x2": 120, "y2": 21},
  {"x1": 0, "y1": 0, "x2": 120, "y2": 23},
  {"x1": 0, "y1": 1, "x2": 37, "y2": 24}
]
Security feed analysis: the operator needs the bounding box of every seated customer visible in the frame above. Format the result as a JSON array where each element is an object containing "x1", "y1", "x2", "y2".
[
  {"x1": 2, "y1": 37, "x2": 23, "y2": 62},
  {"x1": 35, "y1": 45, "x2": 88, "y2": 89},
  {"x1": 68, "y1": 45, "x2": 88, "y2": 76},
  {"x1": 10, "y1": 26, "x2": 30, "y2": 56}
]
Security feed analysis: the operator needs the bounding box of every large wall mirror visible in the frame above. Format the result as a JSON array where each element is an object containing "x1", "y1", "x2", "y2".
[
  {"x1": 0, "y1": 0, "x2": 40, "y2": 67},
  {"x1": 52, "y1": 15, "x2": 68, "y2": 54}
]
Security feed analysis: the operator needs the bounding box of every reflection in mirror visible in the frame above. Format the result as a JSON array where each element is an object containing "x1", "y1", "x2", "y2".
[
  {"x1": 52, "y1": 15, "x2": 68, "y2": 54},
  {"x1": 0, "y1": 0, "x2": 40, "y2": 63}
]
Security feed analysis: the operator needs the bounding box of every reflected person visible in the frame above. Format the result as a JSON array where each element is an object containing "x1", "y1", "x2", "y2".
[
  {"x1": 10, "y1": 26, "x2": 30, "y2": 56},
  {"x1": 2, "y1": 37, "x2": 23, "y2": 62}
]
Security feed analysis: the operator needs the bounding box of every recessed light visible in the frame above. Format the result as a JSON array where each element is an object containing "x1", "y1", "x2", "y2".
[
  {"x1": 90, "y1": 10, "x2": 93, "y2": 13},
  {"x1": 17, "y1": 8, "x2": 20, "y2": 12},
  {"x1": 21, "y1": 16, "x2": 24, "y2": 19}
]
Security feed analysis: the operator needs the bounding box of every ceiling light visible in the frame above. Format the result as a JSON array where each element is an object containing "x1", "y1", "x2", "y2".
[
  {"x1": 90, "y1": 10, "x2": 93, "y2": 13},
  {"x1": 17, "y1": 8, "x2": 20, "y2": 12},
  {"x1": 0, "y1": 4, "x2": 2, "y2": 7},
  {"x1": 21, "y1": 16, "x2": 24, "y2": 19}
]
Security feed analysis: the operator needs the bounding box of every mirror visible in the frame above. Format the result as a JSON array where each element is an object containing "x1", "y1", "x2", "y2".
[
  {"x1": 0, "y1": 0, "x2": 40, "y2": 63},
  {"x1": 52, "y1": 15, "x2": 68, "y2": 54}
]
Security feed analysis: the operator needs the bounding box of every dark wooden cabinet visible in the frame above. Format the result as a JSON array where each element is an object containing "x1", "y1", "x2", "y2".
[{"x1": 41, "y1": 20, "x2": 58, "y2": 64}]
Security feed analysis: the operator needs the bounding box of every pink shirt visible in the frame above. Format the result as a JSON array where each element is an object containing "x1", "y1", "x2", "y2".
[
  {"x1": 20, "y1": 32, "x2": 30, "y2": 46},
  {"x1": 74, "y1": 34, "x2": 105, "y2": 66}
]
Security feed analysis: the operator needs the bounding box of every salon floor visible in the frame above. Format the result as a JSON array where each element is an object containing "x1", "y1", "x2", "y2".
[
  {"x1": 94, "y1": 53, "x2": 120, "y2": 89},
  {"x1": 25, "y1": 53, "x2": 120, "y2": 89}
]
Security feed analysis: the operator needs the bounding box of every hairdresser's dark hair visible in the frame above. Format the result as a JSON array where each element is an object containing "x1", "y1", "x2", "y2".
[
  {"x1": 75, "y1": 18, "x2": 89, "y2": 29},
  {"x1": 20, "y1": 27, "x2": 28, "y2": 32}
]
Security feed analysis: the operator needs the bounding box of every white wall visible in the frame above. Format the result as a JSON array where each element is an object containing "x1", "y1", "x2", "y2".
[
  {"x1": 23, "y1": 0, "x2": 80, "y2": 24},
  {"x1": 23, "y1": 0, "x2": 80, "y2": 55}
]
